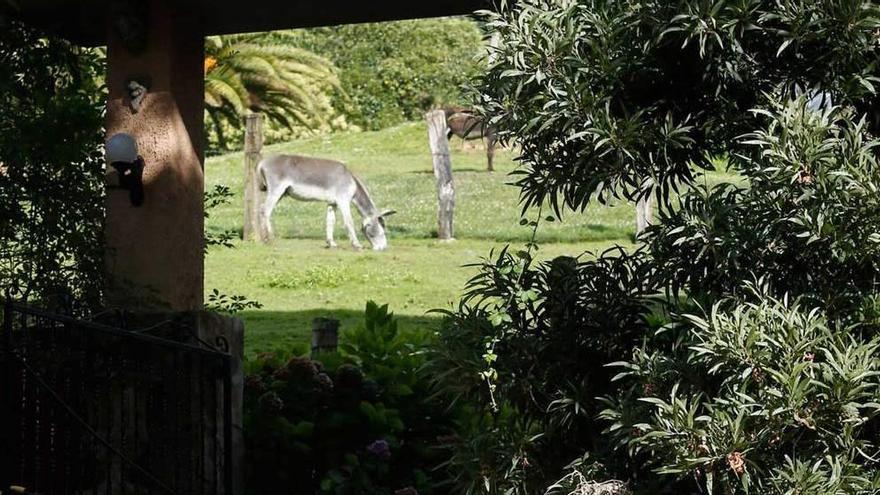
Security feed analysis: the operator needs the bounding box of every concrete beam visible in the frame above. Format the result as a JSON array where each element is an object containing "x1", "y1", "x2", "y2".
[{"x1": 6, "y1": 0, "x2": 491, "y2": 47}]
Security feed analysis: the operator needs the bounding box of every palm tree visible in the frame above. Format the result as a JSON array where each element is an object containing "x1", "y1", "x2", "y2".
[{"x1": 204, "y1": 33, "x2": 340, "y2": 149}]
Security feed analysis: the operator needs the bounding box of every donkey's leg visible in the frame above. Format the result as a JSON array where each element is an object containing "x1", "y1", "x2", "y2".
[
  {"x1": 325, "y1": 204, "x2": 338, "y2": 248},
  {"x1": 259, "y1": 185, "x2": 285, "y2": 242},
  {"x1": 338, "y1": 201, "x2": 363, "y2": 250}
]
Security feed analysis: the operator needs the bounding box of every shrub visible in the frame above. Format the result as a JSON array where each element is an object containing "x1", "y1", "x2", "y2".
[
  {"x1": 648, "y1": 100, "x2": 880, "y2": 316},
  {"x1": 243, "y1": 302, "x2": 453, "y2": 494},
  {"x1": 603, "y1": 288, "x2": 880, "y2": 494},
  {"x1": 285, "y1": 18, "x2": 485, "y2": 130},
  {"x1": 425, "y1": 0, "x2": 880, "y2": 493},
  {"x1": 0, "y1": 18, "x2": 105, "y2": 313},
  {"x1": 427, "y1": 247, "x2": 663, "y2": 492},
  {"x1": 430, "y1": 98, "x2": 880, "y2": 493}
]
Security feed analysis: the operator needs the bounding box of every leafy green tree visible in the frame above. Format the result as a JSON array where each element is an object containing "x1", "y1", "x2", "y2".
[
  {"x1": 0, "y1": 17, "x2": 105, "y2": 313},
  {"x1": 477, "y1": 0, "x2": 880, "y2": 212},
  {"x1": 428, "y1": 1, "x2": 880, "y2": 493},
  {"x1": 289, "y1": 18, "x2": 485, "y2": 130},
  {"x1": 204, "y1": 33, "x2": 342, "y2": 151}
]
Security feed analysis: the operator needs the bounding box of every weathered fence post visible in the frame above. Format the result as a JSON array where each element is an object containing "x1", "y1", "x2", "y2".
[
  {"x1": 242, "y1": 113, "x2": 263, "y2": 241},
  {"x1": 486, "y1": 129, "x2": 496, "y2": 173},
  {"x1": 636, "y1": 194, "x2": 653, "y2": 236},
  {"x1": 485, "y1": 32, "x2": 501, "y2": 173},
  {"x1": 426, "y1": 109, "x2": 455, "y2": 240},
  {"x1": 311, "y1": 318, "x2": 340, "y2": 357}
]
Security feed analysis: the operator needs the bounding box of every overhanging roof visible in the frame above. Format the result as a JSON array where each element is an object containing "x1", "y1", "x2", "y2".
[{"x1": 6, "y1": 0, "x2": 491, "y2": 46}]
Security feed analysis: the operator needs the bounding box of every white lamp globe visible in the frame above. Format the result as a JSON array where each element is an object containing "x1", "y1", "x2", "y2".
[{"x1": 106, "y1": 133, "x2": 139, "y2": 164}]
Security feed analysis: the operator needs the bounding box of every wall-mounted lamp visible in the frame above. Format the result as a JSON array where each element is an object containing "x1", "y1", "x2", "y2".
[{"x1": 106, "y1": 133, "x2": 145, "y2": 207}]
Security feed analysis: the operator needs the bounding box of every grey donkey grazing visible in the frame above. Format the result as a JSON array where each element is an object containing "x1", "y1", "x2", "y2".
[{"x1": 258, "y1": 154, "x2": 396, "y2": 250}]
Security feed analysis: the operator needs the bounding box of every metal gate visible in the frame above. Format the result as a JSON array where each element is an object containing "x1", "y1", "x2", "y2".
[{"x1": 0, "y1": 299, "x2": 234, "y2": 494}]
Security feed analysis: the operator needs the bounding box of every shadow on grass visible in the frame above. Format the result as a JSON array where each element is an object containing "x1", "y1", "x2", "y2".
[
  {"x1": 386, "y1": 225, "x2": 418, "y2": 235},
  {"x1": 238, "y1": 308, "x2": 443, "y2": 360},
  {"x1": 408, "y1": 167, "x2": 486, "y2": 174},
  {"x1": 268, "y1": 227, "x2": 631, "y2": 244}
]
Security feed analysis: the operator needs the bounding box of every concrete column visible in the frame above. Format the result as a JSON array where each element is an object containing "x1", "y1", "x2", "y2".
[{"x1": 104, "y1": 0, "x2": 205, "y2": 311}]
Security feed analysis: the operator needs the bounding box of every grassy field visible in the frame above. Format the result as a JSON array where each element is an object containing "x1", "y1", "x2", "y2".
[{"x1": 205, "y1": 122, "x2": 642, "y2": 358}]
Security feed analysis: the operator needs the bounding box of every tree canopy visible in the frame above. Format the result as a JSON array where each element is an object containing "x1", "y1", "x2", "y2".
[
  {"x1": 0, "y1": 17, "x2": 105, "y2": 312},
  {"x1": 477, "y1": 0, "x2": 880, "y2": 213},
  {"x1": 428, "y1": 2, "x2": 880, "y2": 493}
]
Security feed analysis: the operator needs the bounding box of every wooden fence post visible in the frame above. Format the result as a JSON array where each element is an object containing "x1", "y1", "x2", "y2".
[
  {"x1": 486, "y1": 129, "x2": 496, "y2": 172},
  {"x1": 636, "y1": 194, "x2": 653, "y2": 236},
  {"x1": 485, "y1": 32, "x2": 501, "y2": 173},
  {"x1": 242, "y1": 113, "x2": 263, "y2": 241},
  {"x1": 426, "y1": 109, "x2": 455, "y2": 240},
  {"x1": 311, "y1": 317, "x2": 340, "y2": 357}
]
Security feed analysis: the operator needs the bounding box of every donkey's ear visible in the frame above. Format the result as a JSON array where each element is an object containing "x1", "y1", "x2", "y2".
[{"x1": 380, "y1": 209, "x2": 397, "y2": 217}]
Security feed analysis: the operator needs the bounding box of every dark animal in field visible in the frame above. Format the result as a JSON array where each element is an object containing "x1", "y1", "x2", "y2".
[
  {"x1": 442, "y1": 106, "x2": 497, "y2": 171},
  {"x1": 258, "y1": 154, "x2": 395, "y2": 250}
]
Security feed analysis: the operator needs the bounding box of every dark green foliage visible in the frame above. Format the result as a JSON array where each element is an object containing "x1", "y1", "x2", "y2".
[
  {"x1": 243, "y1": 302, "x2": 452, "y2": 494},
  {"x1": 204, "y1": 184, "x2": 236, "y2": 251},
  {"x1": 203, "y1": 185, "x2": 263, "y2": 314},
  {"x1": 428, "y1": 247, "x2": 664, "y2": 492},
  {"x1": 287, "y1": 18, "x2": 485, "y2": 130},
  {"x1": 477, "y1": 0, "x2": 880, "y2": 213},
  {"x1": 603, "y1": 288, "x2": 880, "y2": 494},
  {"x1": 649, "y1": 101, "x2": 880, "y2": 315},
  {"x1": 426, "y1": 1, "x2": 880, "y2": 493},
  {"x1": 0, "y1": 18, "x2": 105, "y2": 313},
  {"x1": 599, "y1": 101, "x2": 880, "y2": 494},
  {"x1": 204, "y1": 288, "x2": 263, "y2": 315}
]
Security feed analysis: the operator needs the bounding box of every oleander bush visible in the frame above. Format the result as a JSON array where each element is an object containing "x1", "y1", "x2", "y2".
[
  {"x1": 425, "y1": 1, "x2": 880, "y2": 493},
  {"x1": 603, "y1": 287, "x2": 880, "y2": 494},
  {"x1": 427, "y1": 246, "x2": 661, "y2": 493}
]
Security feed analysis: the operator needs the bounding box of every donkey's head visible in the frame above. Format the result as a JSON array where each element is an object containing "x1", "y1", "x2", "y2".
[{"x1": 362, "y1": 209, "x2": 396, "y2": 250}]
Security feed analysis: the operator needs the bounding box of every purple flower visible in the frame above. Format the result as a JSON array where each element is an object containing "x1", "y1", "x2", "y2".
[
  {"x1": 366, "y1": 439, "x2": 391, "y2": 460},
  {"x1": 244, "y1": 374, "x2": 265, "y2": 393}
]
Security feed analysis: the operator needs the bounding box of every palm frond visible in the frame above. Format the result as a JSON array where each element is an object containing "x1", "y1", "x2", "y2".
[
  {"x1": 205, "y1": 75, "x2": 247, "y2": 114},
  {"x1": 203, "y1": 34, "x2": 342, "y2": 134}
]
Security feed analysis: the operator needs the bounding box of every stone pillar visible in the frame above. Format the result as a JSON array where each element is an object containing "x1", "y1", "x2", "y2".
[{"x1": 104, "y1": 0, "x2": 206, "y2": 311}]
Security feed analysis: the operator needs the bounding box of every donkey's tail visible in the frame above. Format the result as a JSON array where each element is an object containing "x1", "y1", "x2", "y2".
[{"x1": 257, "y1": 160, "x2": 267, "y2": 191}]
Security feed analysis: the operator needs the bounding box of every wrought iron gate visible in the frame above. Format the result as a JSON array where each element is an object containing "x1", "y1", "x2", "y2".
[{"x1": 0, "y1": 299, "x2": 234, "y2": 494}]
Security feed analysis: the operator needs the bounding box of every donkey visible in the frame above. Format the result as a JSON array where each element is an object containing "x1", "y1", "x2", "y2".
[
  {"x1": 443, "y1": 106, "x2": 497, "y2": 171},
  {"x1": 258, "y1": 154, "x2": 395, "y2": 250}
]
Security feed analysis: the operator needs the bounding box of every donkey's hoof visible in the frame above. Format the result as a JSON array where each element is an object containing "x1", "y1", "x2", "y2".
[
  {"x1": 352, "y1": 244, "x2": 364, "y2": 251},
  {"x1": 326, "y1": 242, "x2": 338, "y2": 249}
]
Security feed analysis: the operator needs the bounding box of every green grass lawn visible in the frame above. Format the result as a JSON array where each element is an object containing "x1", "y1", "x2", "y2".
[{"x1": 204, "y1": 121, "x2": 655, "y2": 358}]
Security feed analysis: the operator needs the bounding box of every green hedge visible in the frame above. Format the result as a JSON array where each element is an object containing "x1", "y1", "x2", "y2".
[{"x1": 282, "y1": 17, "x2": 485, "y2": 130}]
